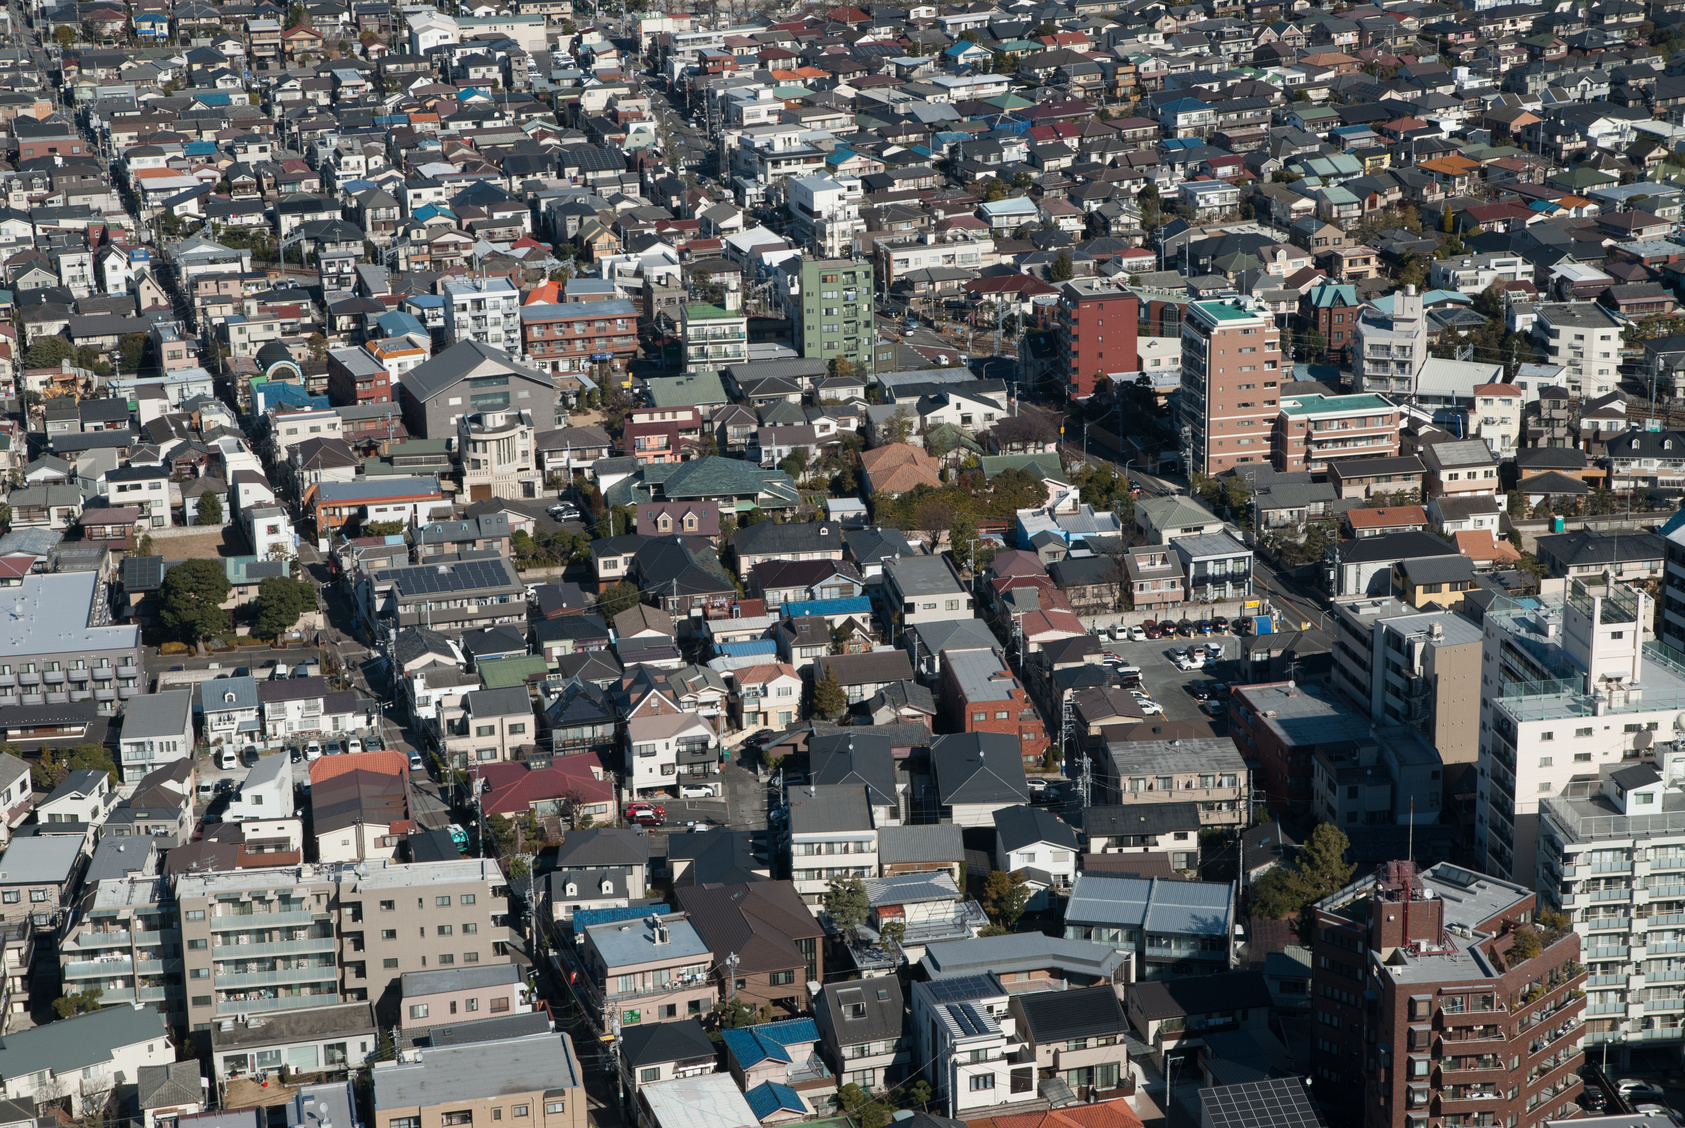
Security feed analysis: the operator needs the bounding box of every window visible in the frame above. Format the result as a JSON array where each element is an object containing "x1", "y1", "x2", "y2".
[
  {"x1": 545, "y1": 1104, "x2": 566, "y2": 1116},
  {"x1": 381, "y1": 929, "x2": 397, "y2": 940},
  {"x1": 439, "y1": 954, "x2": 455, "y2": 964},
  {"x1": 970, "y1": 1076, "x2": 995, "y2": 1091},
  {"x1": 384, "y1": 958, "x2": 399, "y2": 968},
  {"x1": 491, "y1": 996, "x2": 510, "y2": 1012},
  {"x1": 461, "y1": 894, "x2": 476, "y2": 905},
  {"x1": 436, "y1": 896, "x2": 452, "y2": 907},
  {"x1": 1539, "y1": 757, "x2": 1553, "y2": 767},
  {"x1": 188, "y1": 938, "x2": 206, "y2": 950},
  {"x1": 29, "y1": 890, "x2": 45, "y2": 903},
  {"x1": 512, "y1": 1108, "x2": 529, "y2": 1118},
  {"x1": 409, "y1": 1004, "x2": 429, "y2": 1019},
  {"x1": 380, "y1": 900, "x2": 395, "y2": 911},
  {"x1": 439, "y1": 925, "x2": 454, "y2": 935},
  {"x1": 185, "y1": 910, "x2": 205, "y2": 921},
  {"x1": 639, "y1": 1069, "x2": 661, "y2": 1083},
  {"x1": 770, "y1": 970, "x2": 796, "y2": 986}
]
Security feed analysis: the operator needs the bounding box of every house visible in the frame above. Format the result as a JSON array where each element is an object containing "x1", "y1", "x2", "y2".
[
  {"x1": 813, "y1": 976, "x2": 910, "y2": 1092},
  {"x1": 1124, "y1": 968, "x2": 1273, "y2": 1061},
  {"x1": 787, "y1": 784, "x2": 878, "y2": 909},
  {"x1": 116, "y1": 689, "x2": 194, "y2": 783},
  {"x1": 731, "y1": 521, "x2": 844, "y2": 578},
  {"x1": 578, "y1": 912, "x2": 716, "y2": 1028},
  {"x1": 930, "y1": 732, "x2": 1031, "y2": 827},
  {"x1": 811, "y1": 651, "x2": 915, "y2": 706},
  {"x1": 1419, "y1": 438, "x2": 1499, "y2": 499},
  {"x1": 624, "y1": 713, "x2": 719, "y2": 798},
  {"x1": 720, "y1": 1020, "x2": 835, "y2": 1115},
  {"x1": 1009, "y1": 986, "x2": 1133, "y2": 1100},
  {"x1": 548, "y1": 827, "x2": 649, "y2": 922},
  {"x1": 993, "y1": 805, "x2": 1079, "y2": 908},
  {"x1": 617, "y1": 1020, "x2": 718, "y2": 1102},
  {"x1": 0, "y1": 1004, "x2": 170, "y2": 1115},
  {"x1": 675, "y1": 881, "x2": 824, "y2": 1017},
  {"x1": 399, "y1": 964, "x2": 528, "y2": 1032},
  {"x1": 908, "y1": 973, "x2": 1035, "y2": 1116},
  {"x1": 883, "y1": 555, "x2": 973, "y2": 636},
  {"x1": 370, "y1": 1026, "x2": 586, "y2": 1128},
  {"x1": 937, "y1": 648, "x2": 1050, "y2": 767},
  {"x1": 1064, "y1": 871, "x2": 1235, "y2": 981}
]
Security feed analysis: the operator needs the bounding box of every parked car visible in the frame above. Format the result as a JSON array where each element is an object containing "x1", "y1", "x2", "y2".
[
  {"x1": 325, "y1": 740, "x2": 344, "y2": 756},
  {"x1": 408, "y1": 751, "x2": 424, "y2": 771},
  {"x1": 628, "y1": 811, "x2": 665, "y2": 827},
  {"x1": 678, "y1": 783, "x2": 717, "y2": 799},
  {"x1": 1197, "y1": 620, "x2": 1214, "y2": 635},
  {"x1": 1128, "y1": 626, "x2": 1147, "y2": 642},
  {"x1": 218, "y1": 749, "x2": 238, "y2": 771},
  {"x1": 346, "y1": 737, "x2": 363, "y2": 755},
  {"x1": 1175, "y1": 654, "x2": 1206, "y2": 671},
  {"x1": 1026, "y1": 778, "x2": 1049, "y2": 793},
  {"x1": 1212, "y1": 616, "x2": 1230, "y2": 634},
  {"x1": 271, "y1": 663, "x2": 290, "y2": 680},
  {"x1": 626, "y1": 801, "x2": 667, "y2": 820},
  {"x1": 288, "y1": 746, "x2": 302, "y2": 764},
  {"x1": 1581, "y1": 1089, "x2": 1608, "y2": 1113},
  {"x1": 1167, "y1": 647, "x2": 1188, "y2": 662},
  {"x1": 304, "y1": 740, "x2": 322, "y2": 761}
]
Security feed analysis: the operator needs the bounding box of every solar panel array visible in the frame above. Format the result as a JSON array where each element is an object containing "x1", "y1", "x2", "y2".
[
  {"x1": 123, "y1": 555, "x2": 163, "y2": 591},
  {"x1": 923, "y1": 974, "x2": 998, "y2": 1004},
  {"x1": 1201, "y1": 1078, "x2": 1326, "y2": 1128},
  {"x1": 393, "y1": 558, "x2": 513, "y2": 597},
  {"x1": 951, "y1": 1003, "x2": 990, "y2": 1037}
]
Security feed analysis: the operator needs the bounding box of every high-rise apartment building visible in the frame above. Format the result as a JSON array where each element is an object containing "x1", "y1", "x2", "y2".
[
  {"x1": 1054, "y1": 278, "x2": 1138, "y2": 402},
  {"x1": 1478, "y1": 579, "x2": 1677, "y2": 884},
  {"x1": 1309, "y1": 861, "x2": 1586, "y2": 1128},
  {"x1": 679, "y1": 303, "x2": 747, "y2": 379},
  {"x1": 1178, "y1": 299, "x2": 1282, "y2": 475},
  {"x1": 1329, "y1": 599, "x2": 1483, "y2": 766},
  {"x1": 442, "y1": 278, "x2": 522, "y2": 355},
  {"x1": 1531, "y1": 303, "x2": 1621, "y2": 399},
  {"x1": 1538, "y1": 748, "x2": 1685, "y2": 1051},
  {"x1": 796, "y1": 259, "x2": 873, "y2": 377},
  {"x1": 168, "y1": 859, "x2": 512, "y2": 1036},
  {"x1": 1351, "y1": 286, "x2": 1426, "y2": 398}
]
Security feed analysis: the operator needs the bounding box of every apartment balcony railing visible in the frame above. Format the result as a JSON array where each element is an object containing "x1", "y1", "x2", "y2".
[
  {"x1": 214, "y1": 966, "x2": 341, "y2": 989},
  {"x1": 215, "y1": 991, "x2": 342, "y2": 1015},
  {"x1": 211, "y1": 937, "x2": 336, "y2": 958},
  {"x1": 209, "y1": 910, "x2": 319, "y2": 929}
]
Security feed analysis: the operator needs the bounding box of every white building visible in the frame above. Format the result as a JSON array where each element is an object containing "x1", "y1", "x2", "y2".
[
  {"x1": 223, "y1": 753, "x2": 296, "y2": 820},
  {"x1": 1479, "y1": 578, "x2": 1677, "y2": 885},
  {"x1": 787, "y1": 784, "x2": 878, "y2": 910},
  {"x1": 909, "y1": 973, "x2": 1037, "y2": 1117},
  {"x1": 1532, "y1": 302, "x2": 1622, "y2": 398},
  {"x1": 1429, "y1": 253, "x2": 1531, "y2": 295},
  {"x1": 406, "y1": 9, "x2": 459, "y2": 53},
  {"x1": 624, "y1": 713, "x2": 719, "y2": 798},
  {"x1": 442, "y1": 278, "x2": 521, "y2": 355},
  {"x1": 116, "y1": 690, "x2": 194, "y2": 783},
  {"x1": 787, "y1": 174, "x2": 864, "y2": 259},
  {"x1": 1351, "y1": 287, "x2": 1427, "y2": 397},
  {"x1": 457, "y1": 410, "x2": 539, "y2": 501},
  {"x1": 1538, "y1": 747, "x2": 1685, "y2": 1048},
  {"x1": 0, "y1": 1004, "x2": 170, "y2": 1115}
]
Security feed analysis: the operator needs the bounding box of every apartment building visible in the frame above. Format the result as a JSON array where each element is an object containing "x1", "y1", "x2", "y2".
[
  {"x1": 1094, "y1": 737, "x2": 1250, "y2": 824},
  {"x1": 1532, "y1": 302, "x2": 1621, "y2": 398},
  {"x1": 1309, "y1": 861, "x2": 1585, "y2": 1128},
  {"x1": 61, "y1": 876, "x2": 182, "y2": 1020},
  {"x1": 173, "y1": 858, "x2": 512, "y2": 1033},
  {"x1": 1478, "y1": 579, "x2": 1675, "y2": 884},
  {"x1": 1311, "y1": 724, "x2": 1443, "y2": 829},
  {"x1": 0, "y1": 571, "x2": 144, "y2": 716},
  {"x1": 577, "y1": 911, "x2": 716, "y2": 1028},
  {"x1": 441, "y1": 687, "x2": 535, "y2": 769},
  {"x1": 936, "y1": 648, "x2": 1050, "y2": 768},
  {"x1": 1062, "y1": 872, "x2": 1234, "y2": 979},
  {"x1": 325, "y1": 346, "x2": 394, "y2": 407},
  {"x1": 883, "y1": 555, "x2": 973, "y2": 637},
  {"x1": 787, "y1": 784, "x2": 878, "y2": 909},
  {"x1": 796, "y1": 259, "x2": 873, "y2": 378},
  {"x1": 1421, "y1": 438, "x2": 1500, "y2": 500},
  {"x1": 1328, "y1": 600, "x2": 1483, "y2": 766},
  {"x1": 680, "y1": 304, "x2": 747, "y2": 380},
  {"x1": 519, "y1": 299, "x2": 639, "y2": 380},
  {"x1": 624, "y1": 713, "x2": 720, "y2": 798},
  {"x1": 1178, "y1": 299, "x2": 1283, "y2": 475},
  {"x1": 1473, "y1": 382, "x2": 1524, "y2": 457},
  {"x1": 1538, "y1": 749, "x2": 1685, "y2": 1049},
  {"x1": 1054, "y1": 277, "x2": 1139, "y2": 401},
  {"x1": 1351, "y1": 286, "x2": 1427, "y2": 397},
  {"x1": 458, "y1": 410, "x2": 539, "y2": 501},
  {"x1": 908, "y1": 974, "x2": 1036, "y2": 1117},
  {"x1": 1229, "y1": 681, "x2": 1372, "y2": 815},
  {"x1": 442, "y1": 278, "x2": 521, "y2": 355},
  {"x1": 788, "y1": 175, "x2": 864, "y2": 259},
  {"x1": 117, "y1": 690, "x2": 195, "y2": 783},
  {"x1": 371, "y1": 1027, "x2": 586, "y2": 1128},
  {"x1": 1271, "y1": 392, "x2": 1400, "y2": 474}
]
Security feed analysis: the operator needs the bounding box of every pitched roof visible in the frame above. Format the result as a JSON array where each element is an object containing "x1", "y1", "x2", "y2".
[
  {"x1": 674, "y1": 881, "x2": 823, "y2": 974},
  {"x1": 931, "y1": 732, "x2": 1029, "y2": 805}
]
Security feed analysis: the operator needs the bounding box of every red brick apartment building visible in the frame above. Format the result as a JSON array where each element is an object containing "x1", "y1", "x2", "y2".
[
  {"x1": 1177, "y1": 298, "x2": 1285, "y2": 475},
  {"x1": 1310, "y1": 861, "x2": 1584, "y2": 1128},
  {"x1": 937, "y1": 646, "x2": 1050, "y2": 767},
  {"x1": 1055, "y1": 278, "x2": 1139, "y2": 400},
  {"x1": 1227, "y1": 681, "x2": 1370, "y2": 815},
  {"x1": 519, "y1": 298, "x2": 640, "y2": 378}
]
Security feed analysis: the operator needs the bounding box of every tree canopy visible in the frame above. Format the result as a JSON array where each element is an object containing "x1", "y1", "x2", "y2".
[
  {"x1": 980, "y1": 869, "x2": 1030, "y2": 928},
  {"x1": 824, "y1": 875, "x2": 869, "y2": 931},
  {"x1": 252, "y1": 575, "x2": 316, "y2": 638},
  {"x1": 812, "y1": 666, "x2": 847, "y2": 720},
  {"x1": 1250, "y1": 823, "x2": 1356, "y2": 941},
  {"x1": 33, "y1": 743, "x2": 119, "y2": 790},
  {"x1": 595, "y1": 581, "x2": 643, "y2": 621},
  {"x1": 160, "y1": 558, "x2": 232, "y2": 643},
  {"x1": 195, "y1": 491, "x2": 223, "y2": 526}
]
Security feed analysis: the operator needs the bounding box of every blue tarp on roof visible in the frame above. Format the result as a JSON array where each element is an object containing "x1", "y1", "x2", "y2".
[
  {"x1": 570, "y1": 904, "x2": 671, "y2": 934},
  {"x1": 715, "y1": 640, "x2": 778, "y2": 658},
  {"x1": 781, "y1": 597, "x2": 872, "y2": 619},
  {"x1": 746, "y1": 1083, "x2": 806, "y2": 1122},
  {"x1": 184, "y1": 140, "x2": 216, "y2": 156}
]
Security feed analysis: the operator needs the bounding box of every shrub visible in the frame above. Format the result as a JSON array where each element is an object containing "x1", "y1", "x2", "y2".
[{"x1": 159, "y1": 641, "x2": 191, "y2": 655}]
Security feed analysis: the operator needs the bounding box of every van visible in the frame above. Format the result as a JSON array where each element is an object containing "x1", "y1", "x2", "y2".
[
  {"x1": 447, "y1": 824, "x2": 470, "y2": 853},
  {"x1": 217, "y1": 749, "x2": 238, "y2": 771}
]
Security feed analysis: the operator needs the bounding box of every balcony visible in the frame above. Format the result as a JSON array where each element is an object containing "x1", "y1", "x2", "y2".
[
  {"x1": 208, "y1": 910, "x2": 319, "y2": 930},
  {"x1": 211, "y1": 936, "x2": 336, "y2": 958},
  {"x1": 214, "y1": 966, "x2": 340, "y2": 989},
  {"x1": 214, "y1": 991, "x2": 342, "y2": 1015}
]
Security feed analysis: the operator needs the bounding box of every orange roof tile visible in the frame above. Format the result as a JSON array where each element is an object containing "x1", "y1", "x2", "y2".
[{"x1": 1453, "y1": 529, "x2": 1521, "y2": 565}]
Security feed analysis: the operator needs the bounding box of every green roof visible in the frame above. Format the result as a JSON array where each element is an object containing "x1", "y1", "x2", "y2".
[
  {"x1": 1192, "y1": 299, "x2": 1261, "y2": 322},
  {"x1": 982, "y1": 93, "x2": 1036, "y2": 110},
  {"x1": 979, "y1": 453, "x2": 1068, "y2": 483},
  {"x1": 1278, "y1": 392, "x2": 1393, "y2": 417},
  {"x1": 477, "y1": 655, "x2": 551, "y2": 690},
  {"x1": 647, "y1": 371, "x2": 729, "y2": 408},
  {"x1": 1549, "y1": 166, "x2": 1618, "y2": 190},
  {"x1": 683, "y1": 303, "x2": 740, "y2": 320},
  {"x1": 614, "y1": 456, "x2": 800, "y2": 509}
]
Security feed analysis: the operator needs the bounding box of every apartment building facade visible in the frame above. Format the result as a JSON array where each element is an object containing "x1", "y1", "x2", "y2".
[
  {"x1": 1271, "y1": 392, "x2": 1400, "y2": 474},
  {"x1": 1179, "y1": 299, "x2": 1283, "y2": 475},
  {"x1": 442, "y1": 278, "x2": 521, "y2": 355},
  {"x1": 1479, "y1": 580, "x2": 1675, "y2": 884},
  {"x1": 936, "y1": 647, "x2": 1050, "y2": 768},
  {"x1": 796, "y1": 259, "x2": 874, "y2": 378},
  {"x1": 60, "y1": 876, "x2": 182, "y2": 1020},
  {"x1": 787, "y1": 784, "x2": 878, "y2": 908},
  {"x1": 1055, "y1": 277, "x2": 1139, "y2": 401},
  {"x1": 1532, "y1": 302, "x2": 1621, "y2": 398},
  {"x1": 0, "y1": 572, "x2": 144, "y2": 716},
  {"x1": 173, "y1": 858, "x2": 512, "y2": 1034},
  {"x1": 1329, "y1": 600, "x2": 1483, "y2": 766},
  {"x1": 1351, "y1": 287, "x2": 1427, "y2": 397},
  {"x1": 680, "y1": 304, "x2": 747, "y2": 379},
  {"x1": 519, "y1": 299, "x2": 639, "y2": 379},
  {"x1": 1309, "y1": 861, "x2": 1585, "y2": 1128}
]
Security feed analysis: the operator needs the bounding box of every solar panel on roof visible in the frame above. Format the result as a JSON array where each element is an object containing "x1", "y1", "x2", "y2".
[
  {"x1": 393, "y1": 558, "x2": 513, "y2": 596},
  {"x1": 924, "y1": 974, "x2": 996, "y2": 1003}
]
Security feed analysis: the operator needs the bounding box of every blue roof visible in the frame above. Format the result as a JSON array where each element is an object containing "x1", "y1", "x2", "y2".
[
  {"x1": 746, "y1": 1083, "x2": 805, "y2": 1121},
  {"x1": 413, "y1": 204, "x2": 456, "y2": 223},
  {"x1": 1661, "y1": 504, "x2": 1685, "y2": 538},
  {"x1": 571, "y1": 904, "x2": 671, "y2": 933},
  {"x1": 192, "y1": 91, "x2": 233, "y2": 106},
  {"x1": 404, "y1": 294, "x2": 445, "y2": 310},
  {"x1": 1158, "y1": 98, "x2": 1211, "y2": 115},
  {"x1": 184, "y1": 140, "x2": 216, "y2": 155},
  {"x1": 377, "y1": 310, "x2": 428, "y2": 338},
  {"x1": 254, "y1": 381, "x2": 321, "y2": 411},
  {"x1": 719, "y1": 1020, "x2": 821, "y2": 1069},
  {"x1": 780, "y1": 596, "x2": 871, "y2": 619},
  {"x1": 716, "y1": 640, "x2": 778, "y2": 657},
  {"x1": 1159, "y1": 137, "x2": 1201, "y2": 151}
]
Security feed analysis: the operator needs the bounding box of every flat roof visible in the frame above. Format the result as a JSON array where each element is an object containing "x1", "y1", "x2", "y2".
[{"x1": 373, "y1": 1030, "x2": 581, "y2": 1109}]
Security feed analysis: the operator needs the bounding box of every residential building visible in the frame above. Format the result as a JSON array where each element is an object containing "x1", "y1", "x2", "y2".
[
  {"x1": 1607, "y1": 430, "x2": 1685, "y2": 493},
  {"x1": 813, "y1": 976, "x2": 909, "y2": 1092},
  {"x1": 442, "y1": 687, "x2": 535, "y2": 768},
  {"x1": 458, "y1": 410, "x2": 539, "y2": 502},
  {"x1": 1178, "y1": 299, "x2": 1284, "y2": 475},
  {"x1": 1009, "y1": 986, "x2": 1132, "y2": 1099},
  {"x1": 908, "y1": 973, "x2": 1037, "y2": 1116},
  {"x1": 1534, "y1": 531, "x2": 1665, "y2": 583},
  {"x1": 1093, "y1": 737, "x2": 1251, "y2": 824},
  {"x1": 1311, "y1": 723, "x2": 1444, "y2": 829},
  {"x1": 1271, "y1": 393, "x2": 1400, "y2": 474},
  {"x1": 993, "y1": 805, "x2": 1078, "y2": 904},
  {"x1": 1229, "y1": 680, "x2": 1372, "y2": 816},
  {"x1": 0, "y1": 571, "x2": 143, "y2": 716},
  {"x1": 720, "y1": 1018, "x2": 835, "y2": 1113},
  {"x1": 547, "y1": 828, "x2": 650, "y2": 923},
  {"x1": 624, "y1": 713, "x2": 720, "y2": 798},
  {"x1": 1050, "y1": 277, "x2": 1138, "y2": 402},
  {"x1": 787, "y1": 784, "x2": 878, "y2": 909},
  {"x1": 1328, "y1": 601, "x2": 1483, "y2": 766},
  {"x1": 1479, "y1": 579, "x2": 1677, "y2": 885},
  {"x1": 0, "y1": 1004, "x2": 170, "y2": 1115},
  {"x1": 680, "y1": 304, "x2": 748, "y2": 380},
  {"x1": 442, "y1": 278, "x2": 522, "y2": 355},
  {"x1": 577, "y1": 912, "x2": 716, "y2": 1028},
  {"x1": 674, "y1": 881, "x2": 824, "y2": 1017},
  {"x1": 1420, "y1": 438, "x2": 1500, "y2": 499},
  {"x1": 257, "y1": 676, "x2": 366, "y2": 744},
  {"x1": 117, "y1": 690, "x2": 194, "y2": 783},
  {"x1": 930, "y1": 733, "x2": 1031, "y2": 827},
  {"x1": 1472, "y1": 382, "x2": 1524, "y2": 456},
  {"x1": 1351, "y1": 287, "x2": 1427, "y2": 397},
  {"x1": 61, "y1": 875, "x2": 180, "y2": 1018},
  {"x1": 1062, "y1": 872, "x2": 1234, "y2": 980},
  {"x1": 173, "y1": 857, "x2": 512, "y2": 1032},
  {"x1": 617, "y1": 1020, "x2": 718, "y2": 1102},
  {"x1": 202, "y1": 676, "x2": 263, "y2": 755},
  {"x1": 883, "y1": 555, "x2": 973, "y2": 638},
  {"x1": 936, "y1": 647, "x2": 1050, "y2": 768},
  {"x1": 1309, "y1": 861, "x2": 1585, "y2": 1128},
  {"x1": 371, "y1": 1027, "x2": 586, "y2": 1128},
  {"x1": 1170, "y1": 533, "x2": 1253, "y2": 603},
  {"x1": 1125, "y1": 968, "x2": 1273, "y2": 1067},
  {"x1": 1532, "y1": 302, "x2": 1622, "y2": 397},
  {"x1": 519, "y1": 299, "x2": 639, "y2": 381},
  {"x1": 396, "y1": 341, "x2": 561, "y2": 441},
  {"x1": 399, "y1": 964, "x2": 527, "y2": 1032},
  {"x1": 796, "y1": 259, "x2": 873, "y2": 378}
]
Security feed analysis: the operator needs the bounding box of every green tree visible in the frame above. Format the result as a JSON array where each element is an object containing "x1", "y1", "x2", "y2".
[
  {"x1": 879, "y1": 919, "x2": 907, "y2": 951},
  {"x1": 23, "y1": 335, "x2": 72, "y2": 369},
  {"x1": 983, "y1": 177, "x2": 1010, "y2": 202},
  {"x1": 1509, "y1": 924, "x2": 1541, "y2": 961},
  {"x1": 53, "y1": 25, "x2": 74, "y2": 48},
  {"x1": 837, "y1": 1084, "x2": 891, "y2": 1128},
  {"x1": 883, "y1": 406, "x2": 914, "y2": 445},
  {"x1": 117, "y1": 332, "x2": 148, "y2": 372},
  {"x1": 1251, "y1": 823, "x2": 1356, "y2": 941},
  {"x1": 52, "y1": 987, "x2": 103, "y2": 1018},
  {"x1": 160, "y1": 558, "x2": 232, "y2": 644},
  {"x1": 1049, "y1": 249, "x2": 1075, "y2": 282},
  {"x1": 33, "y1": 743, "x2": 119, "y2": 790},
  {"x1": 949, "y1": 515, "x2": 980, "y2": 570},
  {"x1": 252, "y1": 574, "x2": 316, "y2": 637},
  {"x1": 136, "y1": 534, "x2": 154, "y2": 556},
  {"x1": 594, "y1": 580, "x2": 643, "y2": 621},
  {"x1": 195, "y1": 490, "x2": 223, "y2": 526},
  {"x1": 980, "y1": 869, "x2": 1030, "y2": 928},
  {"x1": 1506, "y1": 489, "x2": 1524, "y2": 518},
  {"x1": 812, "y1": 666, "x2": 847, "y2": 720},
  {"x1": 824, "y1": 875, "x2": 869, "y2": 931},
  {"x1": 306, "y1": 333, "x2": 327, "y2": 360},
  {"x1": 904, "y1": 1081, "x2": 934, "y2": 1110},
  {"x1": 715, "y1": 998, "x2": 760, "y2": 1028},
  {"x1": 828, "y1": 356, "x2": 856, "y2": 381},
  {"x1": 1295, "y1": 325, "x2": 1327, "y2": 362}
]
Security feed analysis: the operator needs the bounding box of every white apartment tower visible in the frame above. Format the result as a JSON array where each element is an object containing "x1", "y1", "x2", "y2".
[
  {"x1": 1351, "y1": 285, "x2": 1426, "y2": 397},
  {"x1": 788, "y1": 174, "x2": 864, "y2": 260},
  {"x1": 1479, "y1": 577, "x2": 1681, "y2": 884},
  {"x1": 442, "y1": 278, "x2": 521, "y2": 356}
]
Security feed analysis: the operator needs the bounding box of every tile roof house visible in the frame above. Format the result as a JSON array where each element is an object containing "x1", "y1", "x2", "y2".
[
  {"x1": 674, "y1": 881, "x2": 824, "y2": 1017},
  {"x1": 859, "y1": 443, "x2": 942, "y2": 496}
]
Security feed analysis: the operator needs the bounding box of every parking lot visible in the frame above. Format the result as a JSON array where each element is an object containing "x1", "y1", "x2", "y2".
[{"x1": 1093, "y1": 631, "x2": 1244, "y2": 728}]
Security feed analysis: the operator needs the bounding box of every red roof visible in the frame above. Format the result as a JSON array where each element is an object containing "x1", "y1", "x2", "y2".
[{"x1": 479, "y1": 761, "x2": 613, "y2": 816}]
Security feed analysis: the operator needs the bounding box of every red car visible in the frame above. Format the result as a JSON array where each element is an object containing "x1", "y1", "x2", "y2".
[{"x1": 626, "y1": 801, "x2": 666, "y2": 819}]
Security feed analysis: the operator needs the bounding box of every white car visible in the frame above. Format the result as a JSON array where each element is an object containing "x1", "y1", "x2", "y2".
[
  {"x1": 1175, "y1": 655, "x2": 1206, "y2": 671},
  {"x1": 1026, "y1": 778, "x2": 1049, "y2": 793},
  {"x1": 1128, "y1": 627, "x2": 1147, "y2": 642},
  {"x1": 304, "y1": 740, "x2": 323, "y2": 761},
  {"x1": 1135, "y1": 698, "x2": 1165, "y2": 715},
  {"x1": 678, "y1": 783, "x2": 717, "y2": 799},
  {"x1": 346, "y1": 738, "x2": 363, "y2": 755}
]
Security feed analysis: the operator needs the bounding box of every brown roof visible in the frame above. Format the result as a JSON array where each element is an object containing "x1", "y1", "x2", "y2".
[
  {"x1": 860, "y1": 443, "x2": 942, "y2": 495},
  {"x1": 1344, "y1": 505, "x2": 1426, "y2": 529},
  {"x1": 674, "y1": 881, "x2": 823, "y2": 974}
]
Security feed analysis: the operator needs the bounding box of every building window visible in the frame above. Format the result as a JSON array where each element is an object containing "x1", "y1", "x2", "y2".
[
  {"x1": 409, "y1": 1004, "x2": 429, "y2": 1019},
  {"x1": 970, "y1": 1076, "x2": 995, "y2": 1091}
]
